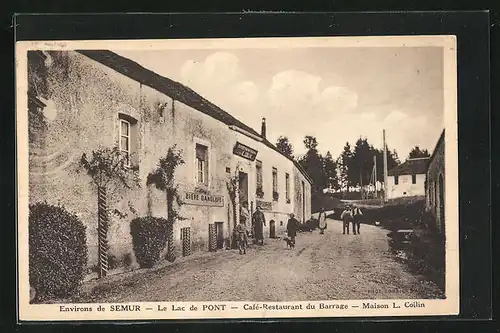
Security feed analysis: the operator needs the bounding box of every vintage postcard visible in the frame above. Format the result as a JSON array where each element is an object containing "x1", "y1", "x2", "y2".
[{"x1": 16, "y1": 36, "x2": 459, "y2": 321}]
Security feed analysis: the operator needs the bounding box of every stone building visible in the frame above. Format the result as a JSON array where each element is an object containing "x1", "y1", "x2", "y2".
[
  {"x1": 387, "y1": 157, "x2": 429, "y2": 199},
  {"x1": 27, "y1": 50, "x2": 312, "y2": 270},
  {"x1": 425, "y1": 130, "x2": 445, "y2": 234}
]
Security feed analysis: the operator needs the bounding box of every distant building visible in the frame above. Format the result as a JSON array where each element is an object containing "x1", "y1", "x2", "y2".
[
  {"x1": 425, "y1": 130, "x2": 445, "y2": 234},
  {"x1": 27, "y1": 50, "x2": 312, "y2": 270},
  {"x1": 387, "y1": 157, "x2": 430, "y2": 199}
]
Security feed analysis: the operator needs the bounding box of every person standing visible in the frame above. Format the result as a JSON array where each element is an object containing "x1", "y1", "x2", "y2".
[
  {"x1": 352, "y1": 204, "x2": 363, "y2": 235},
  {"x1": 318, "y1": 207, "x2": 327, "y2": 235},
  {"x1": 340, "y1": 205, "x2": 353, "y2": 235},
  {"x1": 287, "y1": 213, "x2": 300, "y2": 246},
  {"x1": 240, "y1": 202, "x2": 250, "y2": 246},
  {"x1": 252, "y1": 205, "x2": 266, "y2": 245},
  {"x1": 235, "y1": 219, "x2": 248, "y2": 255},
  {"x1": 240, "y1": 202, "x2": 250, "y2": 224}
]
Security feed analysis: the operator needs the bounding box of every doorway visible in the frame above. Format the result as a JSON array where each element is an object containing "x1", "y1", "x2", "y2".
[
  {"x1": 215, "y1": 222, "x2": 224, "y2": 250},
  {"x1": 269, "y1": 220, "x2": 276, "y2": 238},
  {"x1": 239, "y1": 171, "x2": 249, "y2": 208},
  {"x1": 438, "y1": 174, "x2": 445, "y2": 234}
]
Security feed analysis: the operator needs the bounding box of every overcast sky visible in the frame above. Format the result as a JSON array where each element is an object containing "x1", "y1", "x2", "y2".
[{"x1": 115, "y1": 46, "x2": 444, "y2": 160}]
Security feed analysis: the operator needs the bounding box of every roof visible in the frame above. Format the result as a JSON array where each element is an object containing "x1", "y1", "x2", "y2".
[
  {"x1": 388, "y1": 157, "x2": 430, "y2": 176},
  {"x1": 428, "y1": 129, "x2": 445, "y2": 164},
  {"x1": 77, "y1": 50, "x2": 312, "y2": 184},
  {"x1": 260, "y1": 138, "x2": 313, "y2": 184}
]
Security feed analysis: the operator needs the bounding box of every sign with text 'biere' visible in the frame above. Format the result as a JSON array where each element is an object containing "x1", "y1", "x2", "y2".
[{"x1": 184, "y1": 192, "x2": 224, "y2": 207}]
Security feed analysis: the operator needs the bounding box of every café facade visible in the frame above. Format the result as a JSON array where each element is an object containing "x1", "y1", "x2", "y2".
[{"x1": 27, "y1": 50, "x2": 312, "y2": 270}]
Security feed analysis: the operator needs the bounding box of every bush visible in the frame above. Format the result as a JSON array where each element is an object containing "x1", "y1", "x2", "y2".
[
  {"x1": 130, "y1": 216, "x2": 169, "y2": 268},
  {"x1": 298, "y1": 219, "x2": 318, "y2": 232},
  {"x1": 29, "y1": 202, "x2": 88, "y2": 300}
]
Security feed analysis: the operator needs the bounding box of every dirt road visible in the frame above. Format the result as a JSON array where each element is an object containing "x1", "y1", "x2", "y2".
[{"x1": 74, "y1": 219, "x2": 444, "y2": 303}]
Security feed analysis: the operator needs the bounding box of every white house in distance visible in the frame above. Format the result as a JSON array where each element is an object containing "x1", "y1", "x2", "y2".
[{"x1": 387, "y1": 157, "x2": 430, "y2": 199}]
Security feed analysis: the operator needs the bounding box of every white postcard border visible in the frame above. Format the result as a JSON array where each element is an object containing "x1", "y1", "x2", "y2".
[{"x1": 16, "y1": 35, "x2": 459, "y2": 321}]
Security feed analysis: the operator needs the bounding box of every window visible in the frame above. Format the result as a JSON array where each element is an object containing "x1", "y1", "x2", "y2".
[
  {"x1": 285, "y1": 173, "x2": 290, "y2": 203},
  {"x1": 394, "y1": 175, "x2": 399, "y2": 185},
  {"x1": 256, "y1": 160, "x2": 263, "y2": 197},
  {"x1": 119, "y1": 119, "x2": 131, "y2": 166},
  {"x1": 196, "y1": 144, "x2": 208, "y2": 186},
  {"x1": 272, "y1": 167, "x2": 278, "y2": 201},
  {"x1": 272, "y1": 168, "x2": 278, "y2": 192},
  {"x1": 118, "y1": 113, "x2": 138, "y2": 167},
  {"x1": 412, "y1": 174, "x2": 417, "y2": 184}
]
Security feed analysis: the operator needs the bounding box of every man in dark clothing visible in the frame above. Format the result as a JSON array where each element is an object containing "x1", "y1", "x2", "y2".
[
  {"x1": 252, "y1": 206, "x2": 266, "y2": 245},
  {"x1": 340, "y1": 205, "x2": 353, "y2": 235},
  {"x1": 287, "y1": 213, "x2": 300, "y2": 246},
  {"x1": 352, "y1": 205, "x2": 363, "y2": 235}
]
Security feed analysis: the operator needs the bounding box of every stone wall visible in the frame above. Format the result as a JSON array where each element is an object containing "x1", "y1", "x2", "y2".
[{"x1": 425, "y1": 133, "x2": 445, "y2": 233}]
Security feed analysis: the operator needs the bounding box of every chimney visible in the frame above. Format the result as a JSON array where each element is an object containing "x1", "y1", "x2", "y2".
[{"x1": 261, "y1": 118, "x2": 267, "y2": 139}]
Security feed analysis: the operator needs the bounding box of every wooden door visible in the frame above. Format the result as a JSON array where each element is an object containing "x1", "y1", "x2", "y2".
[{"x1": 215, "y1": 222, "x2": 224, "y2": 249}]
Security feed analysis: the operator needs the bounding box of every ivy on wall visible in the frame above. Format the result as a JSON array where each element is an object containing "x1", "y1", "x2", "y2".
[
  {"x1": 146, "y1": 145, "x2": 186, "y2": 263},
  {"x1": 80, "y1": 146, "x2": 140, "y2": 278}
]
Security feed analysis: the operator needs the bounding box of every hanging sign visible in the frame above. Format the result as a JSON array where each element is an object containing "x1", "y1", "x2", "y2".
[
  {"x1": 233, "y1": 142, "x2": 258, "y2": 161},
  {"x1": 184, "y1": 192, "x2": 225, "y2": 207}
]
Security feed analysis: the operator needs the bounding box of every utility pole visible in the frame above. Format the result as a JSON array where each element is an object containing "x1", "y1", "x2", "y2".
[
  {"x1": 383, "y1": 129, "x2": 389, "y2": 203},
  {"x1": 374, "y1": 159, "x2": 377, "y2": 199}
]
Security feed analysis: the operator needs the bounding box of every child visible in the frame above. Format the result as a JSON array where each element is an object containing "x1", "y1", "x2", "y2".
[
  {"x1": 235, "y1": 220, "x2": 248, "y2": 255},
  {"x1": 318, "y1": 207, "x2": 327, "y2": 234}
]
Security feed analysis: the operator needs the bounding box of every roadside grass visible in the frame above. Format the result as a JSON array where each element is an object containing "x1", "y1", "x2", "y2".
[{"x1": 327, "y1": 198, "x2": 446, "y2": 295}]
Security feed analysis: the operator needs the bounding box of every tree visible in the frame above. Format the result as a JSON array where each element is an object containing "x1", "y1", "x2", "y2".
[
  {"x1": 338, "y1": 142, "x2": 353, "y2": 191},
  {"x1": 373, "y1": 145, "x2": 400, "y2": 182},
  {"x1": 303, "y1": 136, "x2": 318, "y2": 150},
  {"x1": 298, "y1": 136, "x2": 327, "y2": 195},
  {"x1": 146, "y1": 145, "x2": 185, "y2": 263},
  {"x1": 351, "y1": 138, "x2": 374, "y2": 187},
  {"x1": 276, "y1": 136, "x2": 294, "y2": 159},
  {"x1": 80, "y1": 147, "x2": 138, "y2": 278},
  {"x1": 408, "y1": 145, "x2": 430, "y2": 159},
  {"x1": 323, "y1": 151, "x2": 339, "y2": 189},
  {"x1": 337, "y1": 138, "x2": 401, "y2": 193}
]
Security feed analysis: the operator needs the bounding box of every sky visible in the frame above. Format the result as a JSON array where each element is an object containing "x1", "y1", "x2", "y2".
[{"x1": 115, "y1": 45, "x2": 444, "y2": 160}]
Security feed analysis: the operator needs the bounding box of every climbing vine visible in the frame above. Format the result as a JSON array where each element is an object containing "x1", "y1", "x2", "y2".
[
  {"x1": 146, "y1": 145, "x2": 186, "y2": 263},
  {"x1": 80, "y1": 146, "x2": 139, "y2": 278},
  {"x1": 226, "y1": 163, "x2": 242, "y2": 248}
]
